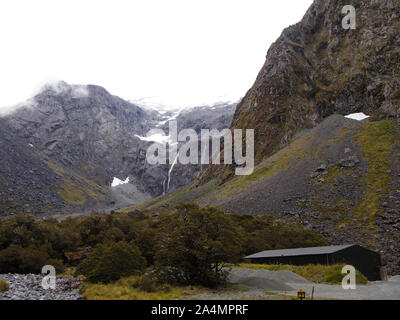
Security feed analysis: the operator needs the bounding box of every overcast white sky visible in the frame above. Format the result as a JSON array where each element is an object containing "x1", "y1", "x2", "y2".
[{"x1": 0, "y1": 0, "x2": 313, "y2": 110}]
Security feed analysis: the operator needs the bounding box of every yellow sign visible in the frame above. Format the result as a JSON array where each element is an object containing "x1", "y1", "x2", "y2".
[{"x1": 297, "y1": 289, "x2": 306, "y2": 300}]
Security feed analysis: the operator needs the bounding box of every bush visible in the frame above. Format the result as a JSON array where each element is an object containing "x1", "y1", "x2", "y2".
[
  {"x1": 0, "y1": 279, "x2": 9, "y2": 292},
  {"x1": 0, "y1": 214, "x2": 72, "y2": 252},
  {"x1": 231, "y1": 215, "x2": 327, "y2": 255},
  {"x1": 0, "y1": 244, "x2": 50, "y2": 273},
  {"x1": 76, "y1": 241, "x2": 146, "y2": 283},
  {"x1": 0, "y1": 214, "x2": 77, "y2": 274},
  {"x1": 155, "y1": 203, "x2": 243, "y2": 287}
]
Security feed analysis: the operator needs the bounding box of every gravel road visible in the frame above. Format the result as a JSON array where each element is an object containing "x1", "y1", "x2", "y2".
[{"x1": 192, "y1": 268, "x2": 400, "y2": 300}]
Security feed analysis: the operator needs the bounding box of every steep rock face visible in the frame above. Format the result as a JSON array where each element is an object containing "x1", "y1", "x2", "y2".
[
  {"x1": 157, "y1": 103, "x2": 237, "y2": 194},
  {"x1": 172, "y1": 103, "x2": 236, "y2": 133},
  {"x1": 232, "y1": 0, "x2": 400, "y2": 161},
  {"x1": 0, "y1": 119, "x2": 62, "y2": 216}
]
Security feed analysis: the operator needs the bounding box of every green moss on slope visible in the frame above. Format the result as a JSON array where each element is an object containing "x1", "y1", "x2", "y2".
[
  {"x1": 46, "y1": 160, "x2": 107, "y2": 205},
  {"x1": 208, "y1": 127, "x2": 316, "y2": 201},
  {"x1": 354, "y1": 120, "x2": 398, "y2": 223}
]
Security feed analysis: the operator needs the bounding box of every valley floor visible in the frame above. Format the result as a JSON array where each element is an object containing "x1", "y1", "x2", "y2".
[{"x1": 2, "y1": 268, "x2": 399, "y2": 300}]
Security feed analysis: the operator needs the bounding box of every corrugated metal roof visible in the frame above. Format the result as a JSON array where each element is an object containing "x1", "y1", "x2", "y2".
[{"x1": 244, "y1": 245, "x2": 354, "y2": 259}]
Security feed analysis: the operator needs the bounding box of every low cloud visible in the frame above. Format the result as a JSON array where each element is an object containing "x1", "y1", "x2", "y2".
[
  {"x1": 0, "y1": 80, "x2": 89, "y2": 117},
  {"x1": 0, "y1": 97, "x2": 38, "y2": 117},
  {"x1": 41, "y1": 80, "x2": 89, "y2": 98}
]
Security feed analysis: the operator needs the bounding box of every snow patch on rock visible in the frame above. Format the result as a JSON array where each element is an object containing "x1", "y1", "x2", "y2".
[
  {"x1": 111, "y1": 177, "x2": 130, "y2": 187},
  {"x1": 345, "y1": 113, "x2": 370, "y2": 121}
]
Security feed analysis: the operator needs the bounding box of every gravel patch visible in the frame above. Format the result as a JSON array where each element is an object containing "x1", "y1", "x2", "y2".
[
  {"x1": 0, "y1": 274, "x2": 82, "y2": 300},
  {"x1": 228, "y1": 268, "x2": 310, "y2": 291}
]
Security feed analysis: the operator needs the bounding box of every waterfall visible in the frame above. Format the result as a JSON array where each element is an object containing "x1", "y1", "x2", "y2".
[
  {"x1": 162, "y1": 177, "x2": 167, "y2": 195},
  {"x1": 166, "y1": 151, "x2": 179, "y2": 193}
]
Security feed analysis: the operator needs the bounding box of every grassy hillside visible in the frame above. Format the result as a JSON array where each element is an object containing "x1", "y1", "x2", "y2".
[{"x1": 46, "y1": 160, "x2": 109, "y2": 207}]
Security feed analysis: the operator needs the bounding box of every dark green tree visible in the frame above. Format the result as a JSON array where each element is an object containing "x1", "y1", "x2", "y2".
[
  {"x1": 155, "y1": 203, "x2": 243, "y2": 287},
  {"x1": 76, "y1": 241, "x2": 146, "y2": 283}
]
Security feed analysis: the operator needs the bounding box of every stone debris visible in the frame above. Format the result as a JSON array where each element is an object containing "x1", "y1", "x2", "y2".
[{"x1": 0, "y1": 274, "x2": 82, "y2": 300}]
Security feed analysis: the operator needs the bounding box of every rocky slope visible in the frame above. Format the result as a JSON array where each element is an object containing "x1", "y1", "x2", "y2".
[
  {"x1": 0, "y1": 118, "x2": 84, "y2": 216},
  {"x1": 0, "y1": 81, "x2": 236, "y2": 216}
]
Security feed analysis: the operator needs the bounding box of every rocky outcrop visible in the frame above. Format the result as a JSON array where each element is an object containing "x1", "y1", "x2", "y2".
[
  {"x1": 170, "y1": 103, "x2": 236, "y2": 133},
  {"x1": 231, "y1": 0, "x2": 400, "y2": 161}
]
